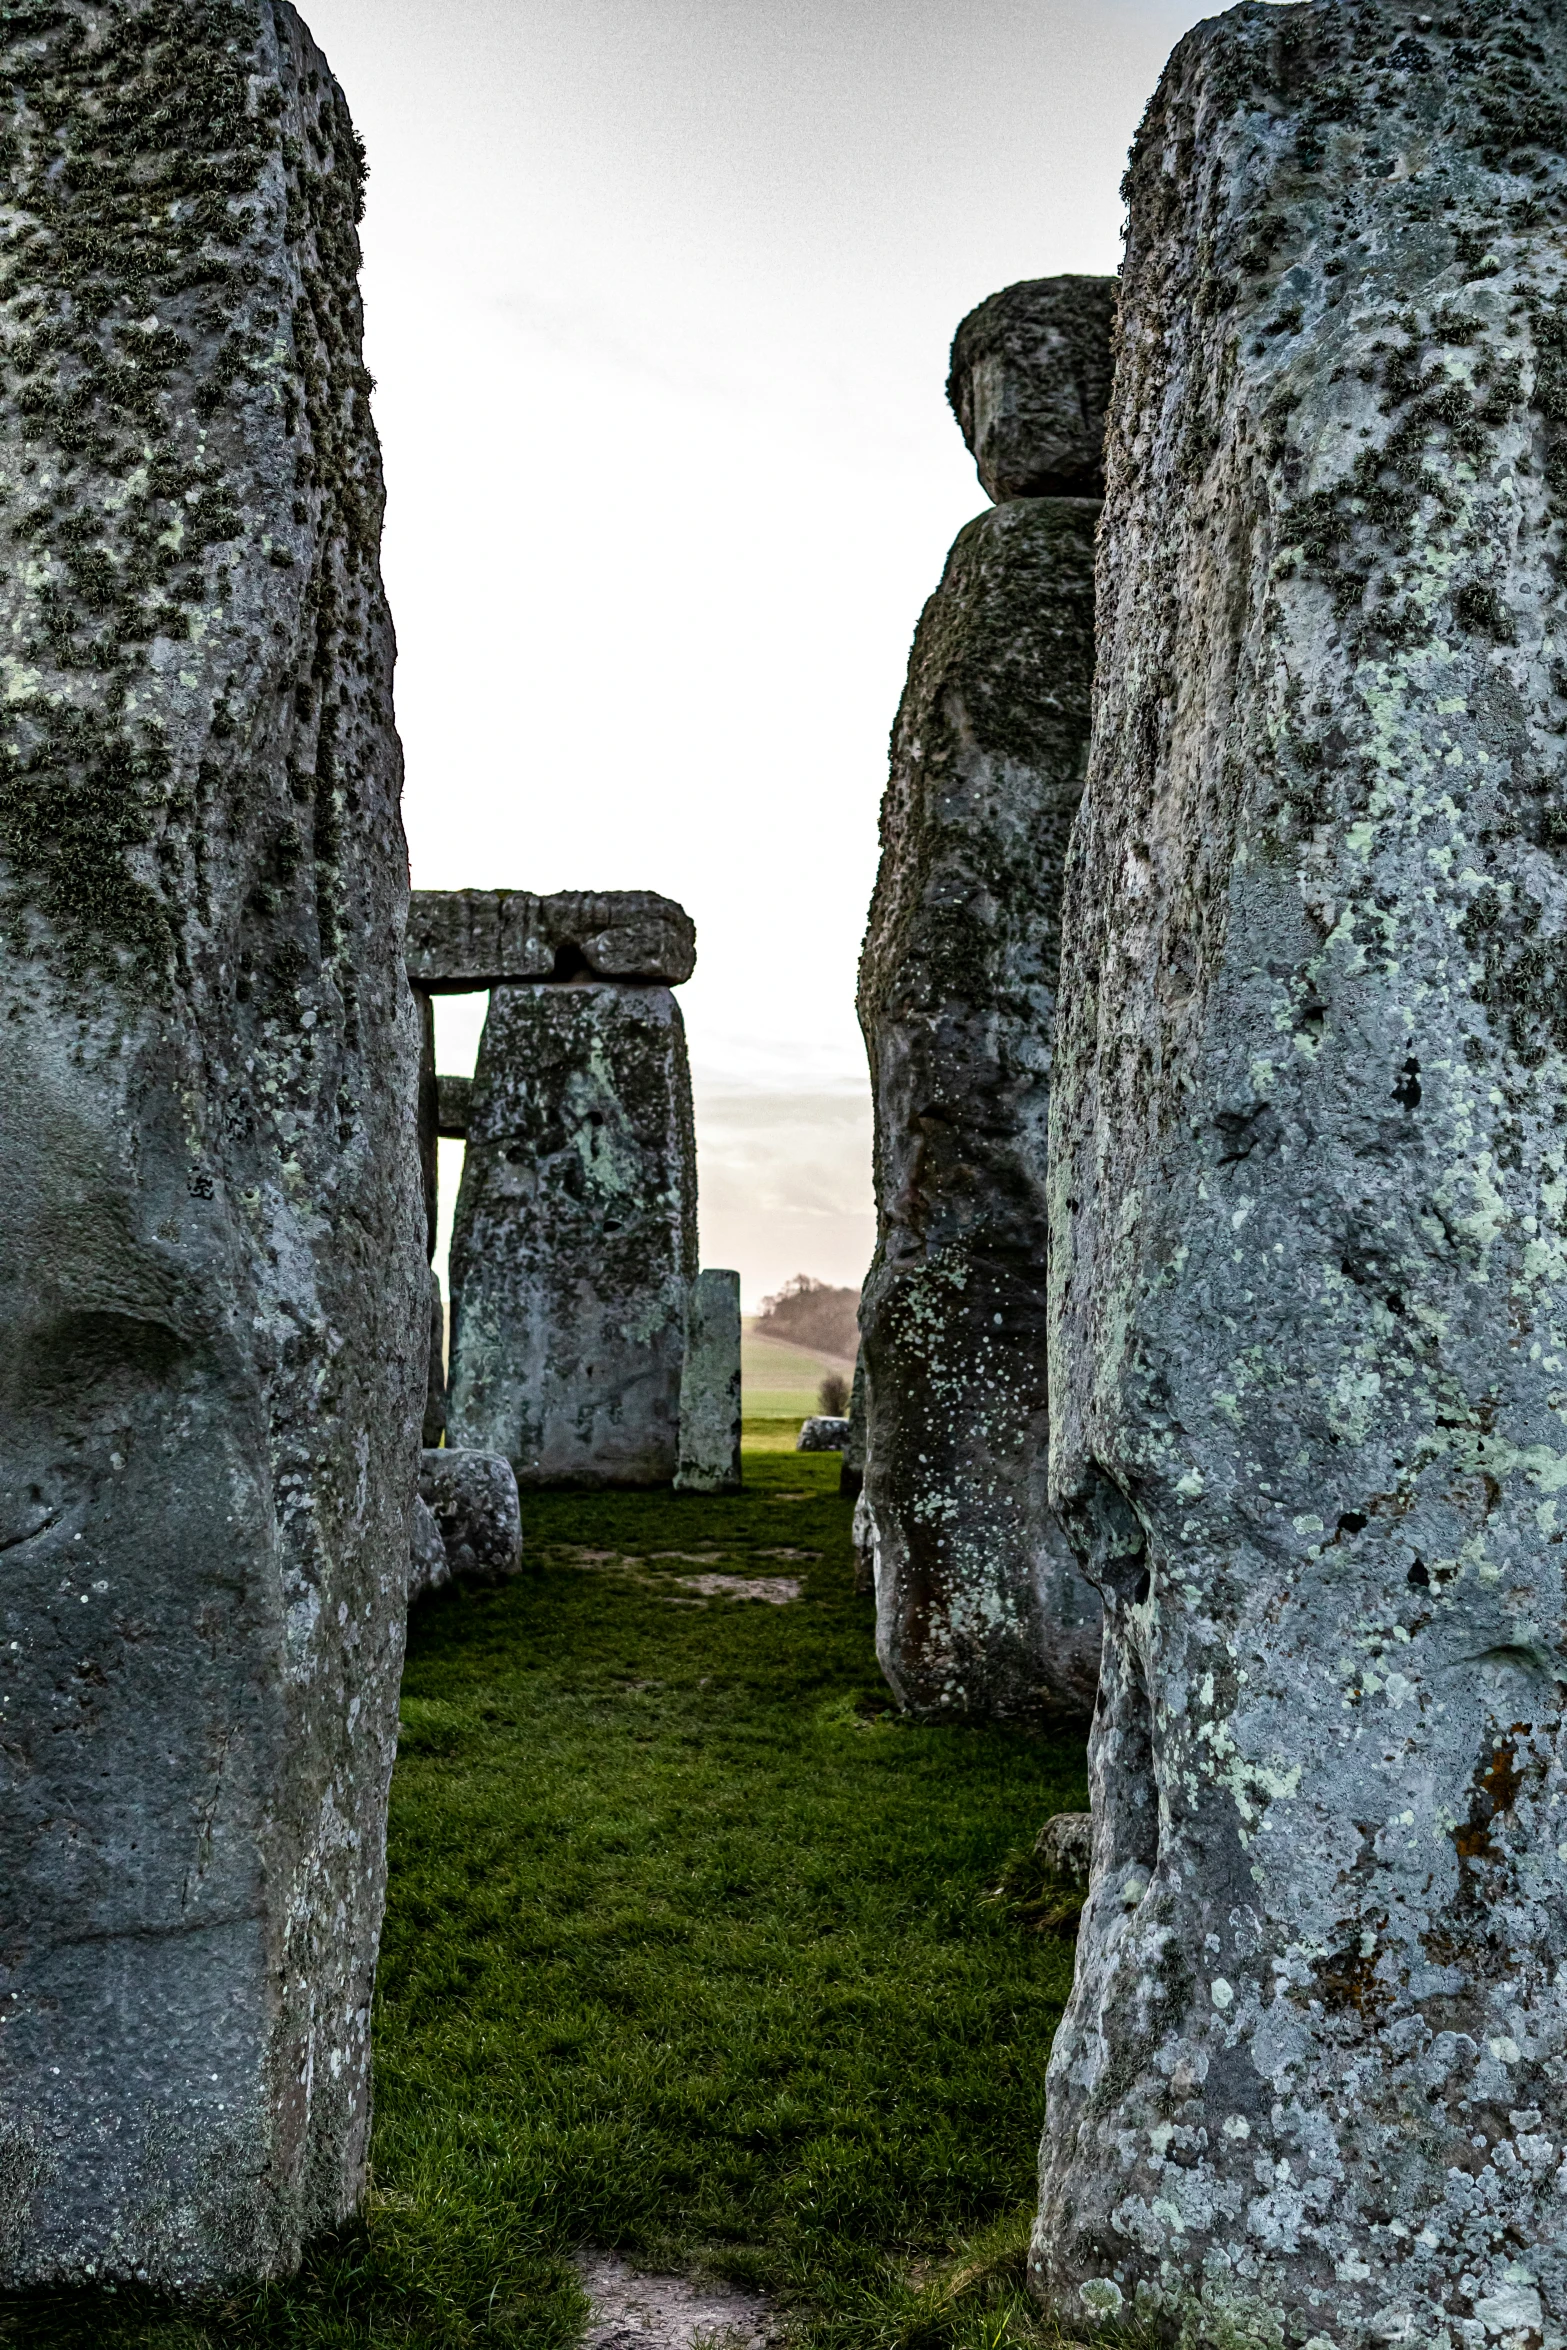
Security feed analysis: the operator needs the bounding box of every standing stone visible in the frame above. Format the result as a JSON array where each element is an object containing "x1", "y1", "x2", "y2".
[
  {"x1": 857, "y1": 276, "x2": 1113, "y2": 1729},
  {"x1": 423, "y1": 1268, "x2": 447, "y2": 1448},
  {"x1": 839, "y1": 1347, "x2": 866, "y2": 1501},
  {"x1": 947, "y1": 276, "x2": 1118, "y2": 502},
  {"x1": 447, "y1": 982, "x2": 697, "y2": 1486},
  {"x1": 1037, "y1": 8, "x2": 1567, "y2": 2343},
  {"x1": 675, "y1": 1268, "x2": 742, "y2": 1494},
  {"x1": 0, "y1": 0, "x2": 423, "y2": 2290}
]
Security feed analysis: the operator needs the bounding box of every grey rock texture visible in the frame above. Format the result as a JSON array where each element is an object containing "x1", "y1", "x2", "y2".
[
  {"x1": 1036, "y1": 6, "x2": 1567, "y2": 2343},
  {"x1": 423, "y1": 1269, "x2": 447, "y2": 1449},
  {"x1": 417, "y1": 1449, "x2": 521, "y2": 1582},
  {"x1": 0, "y1": 0, "x2": 423, "y2": 2290},
  {"x1": 436, "y1": 1071, "x2": 471, "y2": 1137},
  {"x1": 447, "y1": 983, "x2": 697, "y2": 1486},
  {"x1": 675, "y1": 1268, "x2": 742, "y2": 1494},
  {"x1": 415, "y1": 984, "x2": 438, "y2": 1260},
  {"x1": 1033, "y1": 1811, "x2": 1091, "y2": 1889},
  {"x1": 839, "y1": 1347, "x2": 866, "y2": 1501},
  {"x1": 858, "y1": 495, "x2": 1104, "y2": 1729},
  {"x1": 407, "y1": 1495, "x2": 450, "y2": 1605},
  {"x1": 797, "y1": 1416, "x2": 849, "y2": 1453},
  {"x1": 948, "y1": 276, "x2": 1117, "y2": 503},
  {"x1": 406, "y1": 888, "x2": 696, "y2": 990}
]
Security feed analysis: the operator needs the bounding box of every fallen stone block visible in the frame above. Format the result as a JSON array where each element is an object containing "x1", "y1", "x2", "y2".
[
  {"x1": 675, "y1": 1269, "x2": 742, "y2": 1494},
  {"x1": 797, "y1": 1416, "x2": 850, "y2": 1452},
  {"x1": 417, "y1": 1449, "x2": 522, "y2": 1583}
]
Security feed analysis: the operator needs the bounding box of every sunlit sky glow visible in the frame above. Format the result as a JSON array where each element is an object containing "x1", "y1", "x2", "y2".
[{"x1": 303, "y1": 0, "x2": 1218, "y2": 1304}]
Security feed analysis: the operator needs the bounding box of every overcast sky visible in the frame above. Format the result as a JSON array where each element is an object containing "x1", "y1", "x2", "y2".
[{"x1": 303, "y1": 0, "x2": 1219, "y2": 1303}]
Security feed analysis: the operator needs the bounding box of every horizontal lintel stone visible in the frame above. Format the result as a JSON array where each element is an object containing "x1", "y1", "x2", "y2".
[{"x1": 406, "y1": 889, "x2": 696, "y2": 990}]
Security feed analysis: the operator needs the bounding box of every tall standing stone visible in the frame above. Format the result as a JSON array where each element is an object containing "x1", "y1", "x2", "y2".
[
  {"x1": 1037, "y1": 7, "x2": 1567, "y2": 2342},
  {"x1": 447, "y1": 980, "x2": 697, "y2": 1486},
  {"x1": 856, "y1": 279, "x2": 1112, "y2": 1727},
  {"x1": 0, "y1": 0, "x2": 423, "y2": 2290},
  {"x1": 675, "y1": 1268, "x2": 742, "y2": 1494}
]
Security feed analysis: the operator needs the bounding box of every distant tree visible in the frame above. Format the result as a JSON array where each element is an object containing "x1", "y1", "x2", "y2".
[
  {"x1": 756, "y1": 1273, "x2": 860, "y2": 1359},
  {"x1": 818, "y1": 1372, "x2": 849, "y2": 1417}
]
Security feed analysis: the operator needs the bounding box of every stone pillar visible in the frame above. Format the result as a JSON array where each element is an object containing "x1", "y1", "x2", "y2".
[
  {"x1": 675, "y1": 1269, "x2": 742, "y2": 1494},
  {"x1": 447, "y1": 978, "x2": 697, "y2": 1486},
  {"x1": 423, "y1": 1268, "x2": 447, "y2": 1448},
  {"x1": 0, "y1": 0, "x2": 423, "y2": 2290},
  {"x1": 1036, "y1": 8, "x2": 1567, "y2": 2343},
  {"x1": 856, "y1": 277, "x2": 1112, "y2": 1728}
]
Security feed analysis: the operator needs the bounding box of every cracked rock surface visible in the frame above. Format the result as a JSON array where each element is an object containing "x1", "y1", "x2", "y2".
[
  {"x1": 1038, "y1": 4, "x2": 1567, "y2": 2343},
  {"x1": 0, "y1": 0, "x2": 423, "y2": 2290}
]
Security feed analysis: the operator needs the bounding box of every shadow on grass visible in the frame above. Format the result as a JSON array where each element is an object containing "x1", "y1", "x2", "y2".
[{"x1": 1, "y1": 1452, "x2": 1088, "y2": 2349}]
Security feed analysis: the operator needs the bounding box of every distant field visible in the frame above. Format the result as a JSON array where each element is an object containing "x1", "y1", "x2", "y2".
[{"x1": 742, "y1": 1318, "x2": 855, "y2": 1421}]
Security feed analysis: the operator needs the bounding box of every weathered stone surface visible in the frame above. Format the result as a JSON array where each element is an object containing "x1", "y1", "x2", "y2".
[
  {"x1": 447, "y1": 983, "x2": 697, "y2": 1485},
  {"x1": 436, "y1": 1071, "x2": 471, "y2": 1137},
  {"x1": 1033, "y1": 1810, "x2": 1091, "y2": 1888},
  {"x1": 415, "y1": 984, "x2": 438, "y2": 1260},
  {"x1": 0, "y1": 1, "x2": 423, "y2": 2289},
  {"x1": 675, "y1": 1268, "x2": 741, "y2": 1494},
  {"x1": 858, "y1": 496, "x2": 1103, "y2": 1729},
  {"x1": 407, "y1": 1495, "x2": 450, "y2": 1605},
  {"x1": 796, "y1": 1416, "x2": 849, "y2": 1452},
  {"x1": 423, "y1": 1269, "x2": 447, "y2": 1449},
  {"x1": 406, "y1": 889, "x2": 696, "y2": 991},
  {"x1": 839, "y1": 1347, "x2": 865, "y2": 1501},
  {"x1": 1037, "y1": 8, "x2": 1567, "y2": 2341},
  {"x1": 947, "y1": 276, "x2": 1117, "y2": 503},
  {"x1": 416, "y1": 1449, "x2": 521, "y2": 1582}
]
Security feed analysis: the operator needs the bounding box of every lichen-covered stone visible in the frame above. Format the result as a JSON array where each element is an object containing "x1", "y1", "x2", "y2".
[
  {"x1": 408, "y1": 1494, "x2": 449, "y2": 1604},
  {"x1": 1037, "y1": 6, "x2": 1567, "y2": 2341},
  {"x1": 947, "y1": 276, "x2": 1117, "y2": 503},
  {"x1": 858, "y1": 496, "x2": 1103, "y2": 1729},
  {"x1": 436, "y1": 1071, "x2": 471, "y2": 1137},
  {"x1": 675, "y1": 1268, "x2": 741, "y2": 1494},
  {"x1": 423, "y1": 1268, "x2": 446, "y2": 1449},
  {"x1": 839, "y1": 1347, "x2": 865, "y2": 1501},
  {"x1": 406, "y1": 888, "x2": 695, "y2": 990},
  {"x1": 416, "y1": 1449, "x2": 521, "y2": 1581},
  {"x1": 0, "y1": 0, "x2": 423, "y2": 2290},
  {"x1": 415, "y1": 983, "x2": 438, "y2": 1259},
  {"x1": 447, "y1": 982, "x2": 697, "y2": 1486},
  {"x1": 796, "y1": 1414, "x2": 849, "y2": 1453}
]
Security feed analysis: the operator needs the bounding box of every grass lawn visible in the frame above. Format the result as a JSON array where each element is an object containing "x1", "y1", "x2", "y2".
[{"x1": 3, "y1": 1451, "x2": 1087, "y2": 2350}]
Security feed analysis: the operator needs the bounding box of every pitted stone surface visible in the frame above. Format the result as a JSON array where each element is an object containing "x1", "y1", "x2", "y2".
[
  {"x1": 436, "y1": 1072, "x2": 471, "y2": 1137},
  {"x1": 947, "y1": 276, "x2": 1117, "y2": 503},
  {"x1": 858, "y1": 495, "x2": 1103, "y2": 1729},
  {"x1": 423, "y1": 1269, "x2": 447, "y2": 1449},
  {"x1": 0, "y1": 0, "x2": 423, "y2": 2290},
  {"x1": 408, "y1": 1495, "x2": 449, "y2": 1605},
  {"x1": 796, "y1": 1415, "x2": 849, "y2": 1453},
  {"x1": 675, "y1": 1268, "x2": 742, "y2": 1494},
  {"x1": 1037, "y1": 6, "x2": 1567, "y2": 2343},
  {"x1": 447, "y1": 982, "x2": 697, "y2": 1486},
  {"x1": 405, "y1": 888, "x2": 695, "y2": 990},
  {"x1": 417, "y1": 1449, "x2": 521, "y2": 1582}
]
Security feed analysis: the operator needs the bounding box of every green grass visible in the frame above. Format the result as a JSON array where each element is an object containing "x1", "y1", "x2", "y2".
[{"x1": 2, "y1": 1452, "x2": 1088, "y2": 2350}]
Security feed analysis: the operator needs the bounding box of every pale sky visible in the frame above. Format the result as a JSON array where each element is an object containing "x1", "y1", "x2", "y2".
[{"x1": 301, "y1": 0, "x2": 1218, "y2": 1305}]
